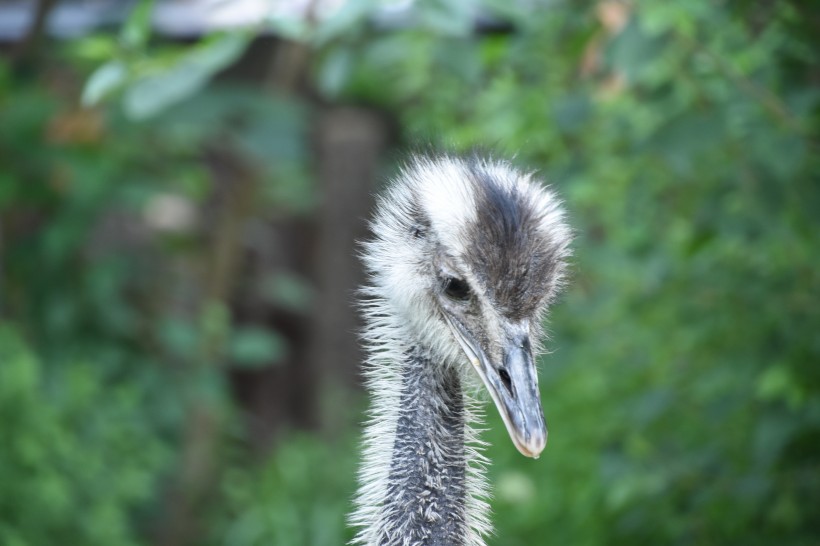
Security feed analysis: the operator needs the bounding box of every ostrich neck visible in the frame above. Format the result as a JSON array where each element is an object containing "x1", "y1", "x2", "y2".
[{"x1": 377, "y1": 347, "x2": 467, "y2": 545}]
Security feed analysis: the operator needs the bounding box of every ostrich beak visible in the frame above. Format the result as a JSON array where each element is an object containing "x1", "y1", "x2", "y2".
[{"x1": 444, "y1": 316, "x2": 547, "y2": 458}]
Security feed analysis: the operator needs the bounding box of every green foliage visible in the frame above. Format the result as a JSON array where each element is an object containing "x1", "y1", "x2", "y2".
[
  {"x1": 1, "y1": 21, "x2": 312, "y2": 544},
  {"x1": 229, "y1": 327, "x2": 288, "y2": 369},
  {"x1": 0, "y1": 327, "x2": 169, "y2": 546},
  {"x1": 82, "y1": 1, "x2": 252, "y2": 120},
  {"x1": 119, "y1": 32, "x2": 251, "y2": 120},
  {"x1": 209, "y1": 435, "x2": 358, "y2": 546}
]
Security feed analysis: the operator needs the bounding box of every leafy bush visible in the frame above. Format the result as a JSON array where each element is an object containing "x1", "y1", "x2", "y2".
[
  {"x1": 0, "y1": 327, "x2": 170, "y2": 546},
  {"x1": 209, "y1": 434, "x2": 358, "y2": 546}
]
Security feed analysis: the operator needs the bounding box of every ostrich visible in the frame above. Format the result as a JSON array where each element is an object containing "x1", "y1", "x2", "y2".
[{"x1": 350, "y1": 154, "x2": 572, "y2": 546}]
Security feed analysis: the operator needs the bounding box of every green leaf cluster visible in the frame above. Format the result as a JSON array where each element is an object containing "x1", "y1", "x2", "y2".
[
  {"x1": 207, "y1": 435, "x2": 358, "y2": 546},
  {"x1": 1, "y1": 29, "x2": 313, "y2": 544},
  {"x1": 0, "y1": 327, "x2": 170, "y2": 546}
]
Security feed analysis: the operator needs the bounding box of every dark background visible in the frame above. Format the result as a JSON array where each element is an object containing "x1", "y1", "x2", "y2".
[{"x1": 1, "y1": 1, "x2": 819, "y2": 545}]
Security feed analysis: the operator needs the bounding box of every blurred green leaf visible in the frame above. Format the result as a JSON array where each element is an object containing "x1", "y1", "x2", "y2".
[
  {"x1": 317, "y1": 47, "x2": 354, "y2": 98},
  {"x1": 123, "y1": 33, "x2": 251, "y2": 119},
  {"x1": 228, "y1": 327, "x2": 287, "y2": 368},
  {"x1": 606, "y1": 18, "x2": 662, "y2": 83},
  {"x1": 121, "y1": 0, "x2": 156, "y2": 50},
  {"x1": 313, "y1": 0, "x2": 374, "y2": 45},
  {"x1": 82, "y1": 60, "x2": 127, "y2": 107},
  {"x1": 260, "y1": 272, "x2": 315, "y2": 313},
  {"x1": 158, "y1": 317, "x2": 200, "y2": 359}
]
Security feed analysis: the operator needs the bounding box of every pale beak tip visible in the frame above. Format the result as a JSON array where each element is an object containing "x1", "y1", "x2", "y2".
[{"x1": 514, "y1": 429, "x2": 547, "y2": 459}]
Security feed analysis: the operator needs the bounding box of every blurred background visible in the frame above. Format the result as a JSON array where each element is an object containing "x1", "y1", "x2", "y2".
[{"x1": 1, "y1": 0, "x2": 818, "y2": 545}]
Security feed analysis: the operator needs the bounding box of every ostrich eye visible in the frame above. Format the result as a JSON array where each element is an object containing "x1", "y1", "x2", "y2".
[{"x1": 443, "y1": 277, "x2": 471, "y2": 301}]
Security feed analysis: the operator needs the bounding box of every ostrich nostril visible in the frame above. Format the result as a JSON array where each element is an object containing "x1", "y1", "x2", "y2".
[{"x1": 498, "y1": 367, "x2": 514, "y2": 396}]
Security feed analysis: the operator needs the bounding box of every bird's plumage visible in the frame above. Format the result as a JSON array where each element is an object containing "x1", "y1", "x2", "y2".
[{"x1": 350, "y1": 154, "x2": 571, "y2": 546}]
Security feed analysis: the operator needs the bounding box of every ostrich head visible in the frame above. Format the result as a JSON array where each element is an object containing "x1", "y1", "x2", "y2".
[{"x1": 363, "y1": 155, "x2": 571, "y2": 458}]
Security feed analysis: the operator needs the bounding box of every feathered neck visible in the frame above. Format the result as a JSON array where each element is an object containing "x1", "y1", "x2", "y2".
[{"x1": 349, "y1": 299, "x2": 491, "y2": 546}]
